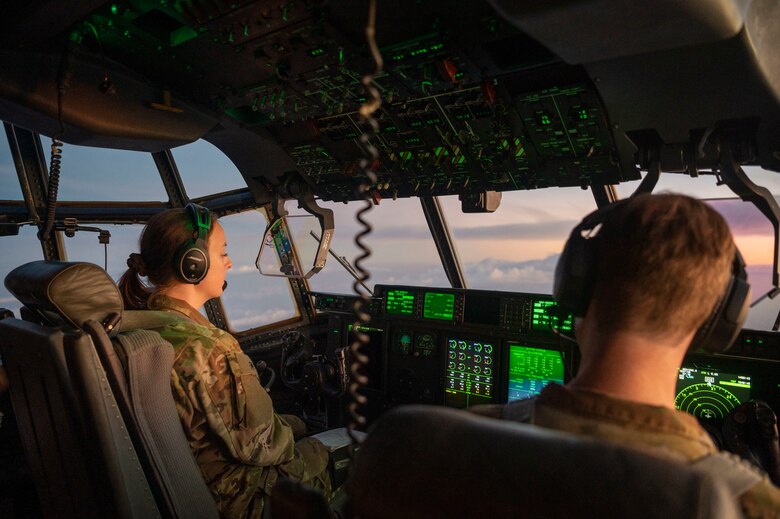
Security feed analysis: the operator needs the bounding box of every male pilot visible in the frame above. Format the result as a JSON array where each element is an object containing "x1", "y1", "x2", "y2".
[{"x1": 473, "y1": 193, "x2": 780, "y2": 518}]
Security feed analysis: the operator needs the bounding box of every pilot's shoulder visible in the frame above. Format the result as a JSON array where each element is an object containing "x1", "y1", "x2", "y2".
[
  {"x1": 740, "y1": 477, "x2": 780, "y2": 519},
  {"x1": 695, "y1": 452, "x2": 780, "y2": 519}
]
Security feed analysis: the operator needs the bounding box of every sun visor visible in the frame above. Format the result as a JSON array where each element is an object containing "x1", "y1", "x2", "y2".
[{"x1": 0, "y1": 49, "x2": 217, "y2": 152}]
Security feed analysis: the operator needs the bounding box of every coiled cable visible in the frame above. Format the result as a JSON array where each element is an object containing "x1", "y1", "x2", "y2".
[
  {"x1": 40, "y1": 38, "x2": 75, "y2": 243},
  {"x1": 347, "y1": 0, "x2": 383, "y2": 446}
]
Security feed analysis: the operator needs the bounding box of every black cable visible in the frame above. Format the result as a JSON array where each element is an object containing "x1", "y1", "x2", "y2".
[
  {"x1": 347, "y1": 0, "x2": 382, "y2": 447},
  {"x1": 40, "y1": 138, "x2": 63, "y2": 243},
  {"x1": 40, "y1": 38, "x2": 75, "y2": 243}
]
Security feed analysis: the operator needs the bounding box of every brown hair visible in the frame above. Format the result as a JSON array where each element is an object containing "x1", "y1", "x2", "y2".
[
  {"x1": 118, "y1": 208, "x2": 216, "y2": 309},
  {"x1": 590, "y1": 193, "x2": 735, "y2": 342}
]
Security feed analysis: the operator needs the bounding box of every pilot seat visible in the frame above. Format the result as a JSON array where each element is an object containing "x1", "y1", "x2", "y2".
[{"x1": 0, "y1": 260, "x2": 219, "y2": 519}]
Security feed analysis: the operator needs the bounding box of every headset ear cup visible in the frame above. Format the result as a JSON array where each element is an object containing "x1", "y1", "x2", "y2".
[
  {"x1": 690, "y1": 254, "x2": 751, "y2": 353},
  {"x1": 177, "y1": 246, "x2": 210, "y2": 284},
  {"x1": 554, "y1": 201, "x2": 627, "y2": 317},
  {"x1": 554, "y1": 226, "x2": 597, "y2": 317},
  {"x1": 174, "y1": 203, "x2": 213, "y2": 284}
]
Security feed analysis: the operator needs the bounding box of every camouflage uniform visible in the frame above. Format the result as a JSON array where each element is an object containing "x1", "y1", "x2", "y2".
[
  {"x1": 473, "y1": 383, "x2": 780, "y2": 519},
  {"x1": 147, "y1": 293, "x2": 331, "y2": 518}
]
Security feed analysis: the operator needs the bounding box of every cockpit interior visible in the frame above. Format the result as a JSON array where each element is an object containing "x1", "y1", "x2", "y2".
[{"x1": 1, "y1": 0, "x2": 780, "y2": 517}]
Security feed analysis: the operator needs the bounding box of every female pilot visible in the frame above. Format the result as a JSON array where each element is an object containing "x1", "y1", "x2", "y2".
[{"x1": 118, "y1": 204, "x2": 330, "y2": 518}]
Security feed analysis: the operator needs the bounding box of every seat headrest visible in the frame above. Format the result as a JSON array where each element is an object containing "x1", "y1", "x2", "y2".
[
  {"x1": 347, "y1": 405, "x2": 740, "y2": 519},
  {"x1": 5, "y1": 261, "x2": 123, "y2": 329}
]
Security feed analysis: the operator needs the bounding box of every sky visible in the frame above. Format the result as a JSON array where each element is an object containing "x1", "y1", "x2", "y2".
[{"x1": 1, "y1": 135, "x2": 779, "y2": 331}]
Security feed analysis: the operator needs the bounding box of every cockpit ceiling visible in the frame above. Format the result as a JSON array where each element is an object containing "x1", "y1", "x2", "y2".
[{"x1": 0, "y1": 0, "x2": 779, "y2": 202}]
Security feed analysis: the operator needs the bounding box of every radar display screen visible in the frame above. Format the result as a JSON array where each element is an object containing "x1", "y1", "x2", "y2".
[
  {"x1": 675, "y1": 368, "x2": 750, "y2": 420},
  {"x1": 445, "y1": 338, "x2": 495, "y2": 408},
  {"x1": 532, "y1": 300, "x2": 573, "y2": 332},
  {"x1": 507, "y1": 343, "x2": 565, "y2": 402},
  {"x1": 424, "y1": 292, "x2": 455, "y2": 320},
  {"x1": 386, "y1": 290, "x2": 415, "y2": 315}
]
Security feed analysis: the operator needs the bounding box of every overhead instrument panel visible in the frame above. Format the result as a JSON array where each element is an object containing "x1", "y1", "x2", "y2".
[{"x1": 56, "y1": 0, "x2": 638, "y2": 201}]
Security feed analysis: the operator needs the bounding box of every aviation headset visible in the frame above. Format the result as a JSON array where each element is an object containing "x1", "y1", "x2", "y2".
[
  {"x1": 553, "y1": 198, "x2": 751, "y2": 353},
  {"x1": 174, "y1": 203, "x2": 212, "y2": 284}
]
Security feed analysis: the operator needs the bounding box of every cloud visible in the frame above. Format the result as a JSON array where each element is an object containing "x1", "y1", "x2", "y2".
[
  {"x1": 453, "y1": 221, "x2": 577, "y2": 240},
  {"x1": 231, "y1": 264, "x2": 258, "y2": 274},
  {"x1": 463, "y1": 255, "x2": 559, "y2": 293},
  {"x1": 0, "y1": 296, "x2": 17, "y2": 304},
  {"x1": 229, "y1": 308, "x2": 294, "y2": 329}
]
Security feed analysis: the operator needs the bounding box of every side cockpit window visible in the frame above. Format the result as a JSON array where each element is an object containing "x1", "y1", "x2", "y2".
[
  {"x1": 171, "y1": 140, "x2": 247, "y2": 198},
  {"x1": 62, "y1": 224, "x2": 144, "y2": 280},
  {"x1": 53, "y1": 144, "x2": 167, "y2": 201},
  {"x1": 0, "y1": 131, "x2": 22, "y2": 200},
  {"x1": 0, "y1": 227, "x2": 43, "y2": 317},
  {"x1": 0, "y1": 130, "x2": 43, "y2": 316}
]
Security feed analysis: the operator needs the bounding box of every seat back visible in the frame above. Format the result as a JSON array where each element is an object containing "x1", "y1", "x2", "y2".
[
  {"x1": 347, "y1": 405, "x2": 745, "y2": 519},
  {"x1": 85, "y1": 319, "x2": 219, "y2": 519},
  {"x1": 0, "y1": 318, "x2": 159, "y2": 519},
  {"x1": 3, "y1": 260, "x2": 218, "y2": 519}
]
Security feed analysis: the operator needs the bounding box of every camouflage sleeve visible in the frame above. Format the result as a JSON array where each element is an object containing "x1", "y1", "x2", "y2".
[{"x1": 179, "y1": 334, "x2": 296, "y2": 467}]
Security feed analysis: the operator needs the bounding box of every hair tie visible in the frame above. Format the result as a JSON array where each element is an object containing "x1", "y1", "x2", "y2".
[{"x1": 127, "y1": 253, "x2": 148, "y2": 277}]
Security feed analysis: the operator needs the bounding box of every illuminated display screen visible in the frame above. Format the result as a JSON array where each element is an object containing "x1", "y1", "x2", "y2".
[
  {"x1": 424, "y1": 292, "x2": 455, "y2": 320},
  {"x1": 507, "y1": 344, "x2": 565, "y2": 402},
  {"x1": 386, "y1": 290, "x2": 415, "y2": 315},
  {"x1": 532, "y1": 300, "x2": 573, "y2": 332},
  {"x1": 675, "y1": 368, "x2": 751, "y2": 420},
  {"x1": 445, "y1": 338, "x2": 495, "y2": 408}
]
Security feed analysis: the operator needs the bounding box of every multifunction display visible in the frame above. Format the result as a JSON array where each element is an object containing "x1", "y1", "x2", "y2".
[
  {"x1": 424, "y1": 292, "x2": 455, "y2": 320},
  {"x1": 445, "y1": 338, "x2": 495, "y2": 408},
  {"x1": 386, "y1": 289, "x2": 415, "y2": 315},
  {"x1": 506, "y1": 343, "x2": 565, "y2": 402},
  {"x1": 531, "y1": 300, "x2": 573, "y2": 332},
  {"x1": 675, "y1": 367, "x2": 751, "y2": 420}
]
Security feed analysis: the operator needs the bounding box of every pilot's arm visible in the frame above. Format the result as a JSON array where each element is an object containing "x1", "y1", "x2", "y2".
[{"x1": 172, "y1": 339, "x2": 296, "y2": 467}]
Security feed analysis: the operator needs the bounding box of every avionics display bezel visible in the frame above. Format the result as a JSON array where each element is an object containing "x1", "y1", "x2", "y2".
[{"x1": 505, "y1": 342, "x2": 566, "y2": 402}]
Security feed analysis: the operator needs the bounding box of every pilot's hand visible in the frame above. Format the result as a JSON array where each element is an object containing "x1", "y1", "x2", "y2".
[{"x1": 722, "y1": 400, "x2": 780, "y2": 486}]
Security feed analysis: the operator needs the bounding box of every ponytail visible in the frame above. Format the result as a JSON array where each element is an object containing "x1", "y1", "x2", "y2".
[{"x1": 118, "y1": 253, "x2": 152, "y2": 309}]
